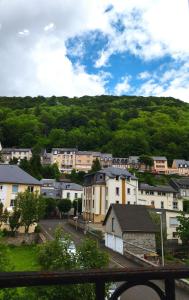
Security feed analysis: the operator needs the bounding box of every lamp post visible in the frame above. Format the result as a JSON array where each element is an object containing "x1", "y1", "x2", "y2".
[{"x1": 157, "y1": 212, "x2": 165, "y2": 266}]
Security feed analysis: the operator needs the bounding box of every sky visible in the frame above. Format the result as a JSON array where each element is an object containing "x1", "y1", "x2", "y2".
[{"x1": 0, "y1": 0, "x2": 189, "y2": 101}]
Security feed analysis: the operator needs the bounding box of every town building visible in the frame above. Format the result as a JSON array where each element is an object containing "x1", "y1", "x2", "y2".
[
  {"x1": 138, "y1": 183, "x2": 182, "y2": 211},
  {"x1": 1, "y1": 148, "x2": 32, "y2": 163},
  {"x1": 170, "y1": 177, "x2": 189, "y2": 200},
  {"x1": 41, "y1": 179, "x2": 83, "y2": 201},
  {"x1": 50, "y1": 148, "x2": 77, "y2": 173},
  {"x1": 171, "y1": 160, "x2": 189, "y2": 176},
  {"x1": 103, "y1": 204, "x2": 158, "y2": 255},
  {"x1": 112, "y1": 158, "x2": 128, "y2": 169},
  {"x1": 75, "y1": 151, "x2": 100, "y2": 172},
  {"x1": 151, "y1": 156, "x2": 168, "y2": 174},
  {"x1": 82, "y1": 167, "x2": 138, "y2": 223},
  {"x1": 0, "y1": 164, "x2": 41, "y2": 232}
]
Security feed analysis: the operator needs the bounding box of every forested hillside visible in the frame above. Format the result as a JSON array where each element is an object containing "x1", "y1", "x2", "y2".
[{"x1": 0, "y1": 95, "x2": 189, "y2": 163}]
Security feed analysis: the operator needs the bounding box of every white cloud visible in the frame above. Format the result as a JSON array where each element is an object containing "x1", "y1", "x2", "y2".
[
  {"x1": 18, "y1": 29, "x2": 30, "y2": 36},
  {"x1": 95, "y1": 0, "x2": 189, "y2": 67},
  {"x1": 0, "y1": 0, "x2": 188, "y2": 99},
  {"x1": 44, "y1": 23, "x2": 55, "y2": 32},
  {"x1": 138, "y1": 71, "x2": 151, "y2": 80},
  {"x1": 114, "y1": 76, "x2": 131, "y2": 95},
  {"x1": 136, "y1": 62, "x2": 189, "y2": 102}
]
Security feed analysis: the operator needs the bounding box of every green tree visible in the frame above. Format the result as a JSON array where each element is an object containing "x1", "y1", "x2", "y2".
[
  {"x1": 9, "y1": 209, "x2": 21, "y2": 236},
  {"x1": 139, "y1": 155, "x2": 153, "y2": 171},
  {"x1": 33, "y1": 228, "x2": 109, "y2": 300},
  {"x1": 9, "y1": 157, "x2": 18, "y2": 165},
  {"x1": 176, "y1": 213, "x2": 189, "y2": 245},
  {"x1": 15, "y1": 191, "x2": 46, "y2": 233},
  {"x1": 44, "y1": 198, "x2": 57, "y2": 218},
  {"x1": 57, "y1": 199, "x2": 72, "y2": 218},
  {"x1": 89, "y1": 158, "x2": 101, "y2": 173}
]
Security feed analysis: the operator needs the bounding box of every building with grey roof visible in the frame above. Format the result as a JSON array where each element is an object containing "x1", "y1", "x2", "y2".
[
  {"x1": 0, "y1": 164, "x2": 41, "y2": 215},
  {"x1": 83, "y1": 167, "x2": 138, "y2": 223},
  {"x1": 138, "y1": 183, "x2": 182, "y2": 211},
  {"x1": 103, "y1": 204, "x2": 157, "y2": 255},
  {"x1": 0, "y1": 164, "x2": 41, "y2": 185}
]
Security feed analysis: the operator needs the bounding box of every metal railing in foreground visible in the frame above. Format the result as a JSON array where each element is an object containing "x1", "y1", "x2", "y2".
[{"x1": 0, "y1": 266, "x2": 189, "y2": 300}]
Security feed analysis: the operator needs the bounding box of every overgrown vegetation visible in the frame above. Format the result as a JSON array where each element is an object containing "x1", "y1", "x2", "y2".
[{"x1": 0, "y1": 95, "x2": 189, "y2": 161}]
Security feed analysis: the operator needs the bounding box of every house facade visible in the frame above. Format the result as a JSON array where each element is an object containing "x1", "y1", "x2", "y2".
[
  {"x1": 41, "y1": 179, "x2": 83, "y2": 201},
  {"x1": 0, "y1": 164, "x2": 41, "y2": 233},
  {"x1": 1, "y1": 148, "x2": 32, "y2": 163},
  {"x1": 151, "y1": 157, "x2": 168, "y2": 174},
  {"x1": 103, "y1": 204, "x2": 158, "y2": 255},
  {"x1": 170, "y1": 178, "x2": 189, "y2": 200},
  {"x1": 171, "y1": 160, "x2": 189, "y2": 176},
  {"x1": 50, "y1": 148, "x2": 77, "y2": 173},
  {"x1": 138, "y1": 183, "x2": 182, "y2": 211},
  {"x1": 83, "y1": 167, "x2": 138, "y2": 223}
]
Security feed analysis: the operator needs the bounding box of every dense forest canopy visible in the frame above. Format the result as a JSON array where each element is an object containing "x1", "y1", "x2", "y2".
[{"x1": 0, "y1": 95, "x2": 189, "y2": 162}]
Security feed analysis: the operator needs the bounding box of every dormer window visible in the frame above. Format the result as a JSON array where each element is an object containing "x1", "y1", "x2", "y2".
[{"x1": 116, "y1": 176, "x2": 119, "y2": 181}]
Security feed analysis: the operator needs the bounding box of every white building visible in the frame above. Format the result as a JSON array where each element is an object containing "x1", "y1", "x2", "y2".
[
  {"x1": 40, "y1": 179, "x2": 83, "y2": 201},
  {"x1": 1, "y1": 148, "x2": 32, "y2": 163},
  {"x1": 138, "y1": 183, "x2": 182, "y2": 211},
  {"x1": 83, "y1": 167, "x2": 138, "y2": 223}
]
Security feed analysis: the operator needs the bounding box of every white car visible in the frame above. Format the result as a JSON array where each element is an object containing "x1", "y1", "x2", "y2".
[{"x1": 60, "y1": 238, "x2": 76, "y2": 255}]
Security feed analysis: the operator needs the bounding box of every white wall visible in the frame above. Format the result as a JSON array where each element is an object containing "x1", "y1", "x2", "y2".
[{"x1": 62, "y1": 189, "x2": 83, "y2": 201}]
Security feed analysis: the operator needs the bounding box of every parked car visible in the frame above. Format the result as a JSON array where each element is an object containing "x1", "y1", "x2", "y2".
[{"x1": 60, "y1": 238, "x2": 76, "y2": 255}]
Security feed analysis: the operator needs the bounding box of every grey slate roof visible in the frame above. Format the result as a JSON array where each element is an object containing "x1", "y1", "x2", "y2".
[
  {"x1": 58, "y1": 182, "x2": 83, "y2": 191},
  {"x1": 170, "y1": 178, "x2": 189, "y2": 189},
  {"x1": 104, "y1": 204, "x2": 158, "y2": 233},
  {"x1": 2, "y1": 148, "x2": 31, "y2": 152},
  {"x1": 139, "y1": 183, "x2": 177, "y2": 193},
  {"x1": 152, "y1": 156, "x2": 167, "y2": 161},
  {"x1": 98, "y1": 167, "x2": 137, "y2": 180},
  {"x1": 0, "y1": 164, "x2": 41, "y2": 185},
  {"x1": 173, "y1": 160, "x2": 189, "y2": 168}
]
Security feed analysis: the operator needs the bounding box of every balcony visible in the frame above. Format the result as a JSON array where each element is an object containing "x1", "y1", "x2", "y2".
[{"x1": 0, "y1": 267, "x2": 189, "y2": 300}]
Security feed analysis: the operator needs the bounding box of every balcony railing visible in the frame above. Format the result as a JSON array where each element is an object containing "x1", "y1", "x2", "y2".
[{"x1": 0, "y1": 267, "x2": 189, "y2": 300}]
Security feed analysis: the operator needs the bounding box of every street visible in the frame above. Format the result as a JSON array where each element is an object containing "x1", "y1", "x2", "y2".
[{"x1": 40, "y1": 219, "x2": 189, "y2": 300}]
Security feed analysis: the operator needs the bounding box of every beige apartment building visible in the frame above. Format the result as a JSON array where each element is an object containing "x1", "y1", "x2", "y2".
[
  {"x1": 75, "y1": 151, "x2": 112, "y2": 172},
  {"x1": 0, "y1": 164, "x2": 41, "y2": 232},
  {"x1": 171, "y1": 160, "x2": 189, "y2": 176},
  {"x1": 151, "y1": 156, "x2": 168, "y2": 174},
  {"x1": 1, "y1": 148, "x2": 32, "y2": 163},
  {"x1": 83, "y1": 167, "x2": 138, "y2": 223},
  {"x1": 51, "y1": 148, "x2": 77, "y2": 173},
  {"x1": 138, "y1": 183, "x2": 182, "y2": 211}
]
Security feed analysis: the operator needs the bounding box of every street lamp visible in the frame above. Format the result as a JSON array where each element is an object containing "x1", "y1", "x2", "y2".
[{"x1": 156, "y1": 212, "x2": 165, "y2": 266}]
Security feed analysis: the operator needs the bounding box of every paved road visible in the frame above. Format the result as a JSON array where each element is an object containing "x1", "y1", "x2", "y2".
[{"x1": 40, "y1": 219, "x2": 189, "y2": 300}]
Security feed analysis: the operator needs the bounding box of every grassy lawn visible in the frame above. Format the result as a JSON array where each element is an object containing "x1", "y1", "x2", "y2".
[{"x1": 8, "y1": 245, "x2": 40, "y2": 271}]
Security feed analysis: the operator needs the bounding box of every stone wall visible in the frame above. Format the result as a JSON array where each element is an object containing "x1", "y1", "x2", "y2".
[{"x1": 123, "y1": 232, "x2": 156, "y2": 255}]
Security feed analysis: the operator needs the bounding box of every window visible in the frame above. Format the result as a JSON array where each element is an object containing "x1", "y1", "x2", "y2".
[
  {"x1": 10, "y1": 199, "x2": 15, "y2": 207},
  {"x1": 169, "y1": 217, "x2": 179, "y2": 227},
  {"x1": 127, "y1": 201, "x2": 130, "y2": 205},
  {"x1": 141, "y1": 190, "x2": 143, "y2": 195},
  {"x1": 106, "y1": 187, "x2": 108, "y2": 196},
  {"x1": 92, "y1": 200, "x2": 94, "y2": 208},
  {"x1": 151, "y1": 201, "x2": 155, "y2": 206},
  {"x1": 105, "y1": 200, "x2": 108, "y2": 210},
  {"x1": 173, "y1": 232, "x2": 178, "y2": 238},
  {"x1": 146, "y1": 191, "x2": 149, "y2": 195},
  {"x1": 112, "y1": 217, "x2": 115, "y2": 232},
  {"x1": 116, "y1": 176, "x2": 119, "y2": 181},
  {"x1": 67, "y1": 192, "x2": 70, "y2": 199},
  {"x1": 116, "y1": 200, "x2": 119, "y2": 204},
  {"x1": 162, "y1": 192, "x2": 166, "y2": 196},
  {"x1": 173, "y1": 202, "x2": 178, "y2": 209},
  {"x1": 12, "y1": 185, "x2": 18, "y2": 193},
  {"x1": 75, "y1": 193, "x2": 78, "y2": 199},
  {"x1": 93, "y1": 187, "x2": 95, "y2": 195},
  {"x1": 116, "y1": 187, "x2": 119, "y2": 196},
  {"x1": 127, "y1": 188, "x2": 130, "y2": 195},
  {"x1": 28, "y1": 186, "x2": 34, "y2": 192},
  {"x1": 150, "y1": 191, "x2": 154, "y2": 195},
  {"x1": 161, "y1": 201, "x2": 164, "y2": 209},
  {"x1": 0, "y1": 185, "x2": 3, "y2": 190}
]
